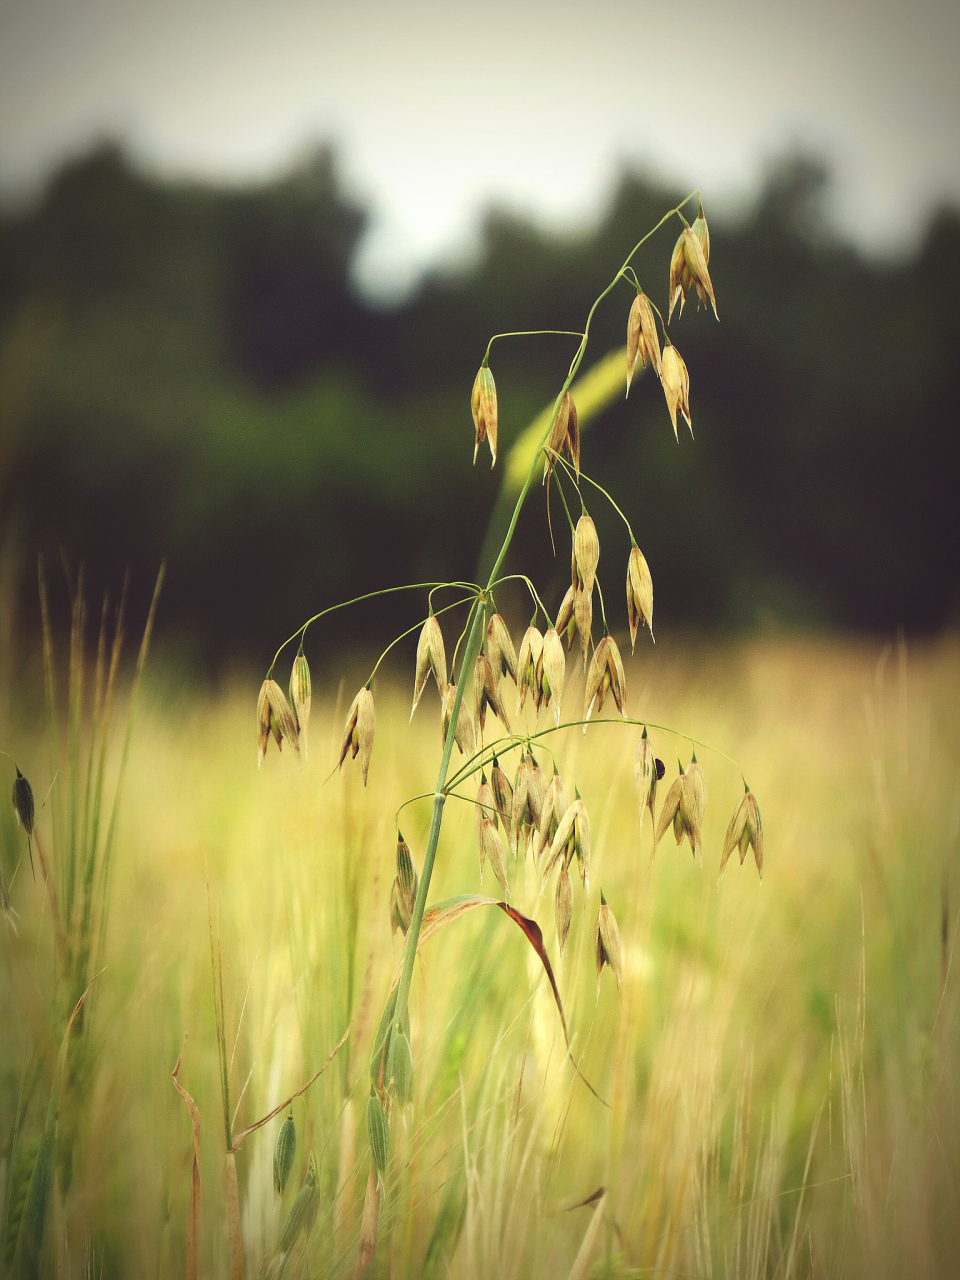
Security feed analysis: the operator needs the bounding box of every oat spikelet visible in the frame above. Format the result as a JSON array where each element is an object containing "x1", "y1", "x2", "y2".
[
  {"x1": 257, "y1": 678, "x2": 301, "y2": 769},
  {"x1": 668, "y1": 223, "x2": 718, "y2": 320},
  {"x1": 719, "y1": 783, "x2": 763, "y2": 883},
  {"x1": 471, "y1": 363, "x2": 498, "y2": 467},
  {"x1": 289, "y1": 650, "x2": 312, "y2": 760},
  {"x1": 516, "y1": 624, "x2": 544, "y2": 716},
  {"x1": 634, "y1": 728, "x2": 658, "y2": 834},
  {"x1": 441, "y1": 680, "x2": 476, "y2": 756},
  {"x1": 583, "y1": 634, "x2": 626, "y2": 727},
  {"x1": 626, "y1": 291, "x2": 662, "y2": 394},
  {"x1": 536, "y1": 627, "x2": 566, "y2": 727},
  {"x1": 411, "y1": 615, "x2": 446, "y2": 719},
  {"x1": 339, "y1": 686, "x2": 376, "y2": 785},
  {"x1": 595, "y1": 891, "x2": 623, "y2": 998},
  {"x1": 626, "y1": 545, "x2": 654, "y2": 649},
  {"x1": 485, "y1": 613, "x2": 518, "y2": 683},
  {"x1": 661, "y1": 342, "x2": 692, "y2": 440}
]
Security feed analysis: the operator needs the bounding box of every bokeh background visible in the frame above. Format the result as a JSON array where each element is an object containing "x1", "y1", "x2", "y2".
[{"x1": 1, "y1": 0, "x2": 959, "y2": 671}]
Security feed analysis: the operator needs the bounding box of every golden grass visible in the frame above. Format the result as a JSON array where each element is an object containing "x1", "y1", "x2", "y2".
[{"x1": 2, "y1": 632, "x2": 959, "y2": 1277}]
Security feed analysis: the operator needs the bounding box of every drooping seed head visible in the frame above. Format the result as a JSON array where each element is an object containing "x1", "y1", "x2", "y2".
[
  {"x1": 536, "y1": 765, "x2": 568, "y2": 865},
  {"x1": 490, "y1": 756, "x2": 514, "y2": 838},
  {"x1": 719, "y1": 784, "x2": 763, "y2": 883},
  {"x1": 476, "y1": 773, "x2": 497, "y2": 877},
  {"x1": 516, "y1": 624, "x2": 544, "y2": 716},
  {"x1": 573, "y1": 515, "x2": 600, "y2": 596},
  {"x1": 366, "y1": 1095, "x2": 390, "y2": 1184},
  {"x1": 536, "y1": 627, "x2": 566, "y2": 727},
  {"x1": 474, "y1": 653, "x2": 511, "y2": 741},
  {"x1": 387, "y1": 1026, "x2": 414, "y2": 1106},
  {"x1": 543, "y1": 391, "x2": 580, "y2": 484},
  {"x1": 544, "y1": 794, "x2": 590, "y2": 893},
  {"x1": 634, "y1": 728, "x2": 658, "y2": 833},
  {"x1": 471, "y1": 363, "x2": 498, "y2": 467},
  {"x1": 555, "y1": 866, "x2": 573, "y2": 957},
  {"x1": 486, "y1": 613, "x2": 518, "y2": 684},
  {"x1": 288, "y1": 651, "x2": 312, "y2": 760},
  {"x1": 668, "y1": 225, "x2": 717, "y2": 320},
  {"x1": 411, "y1": 615, "x2": 447, "y2": 719},
  {"x1": 681, "y1": 754, "x2": 707, "y2": 860},
  {"x1": 273, "y1": 1112, "x2": 297, "y2": 1198},
  {"x1": 626, "y1": 546, "x2": 654, "y2": 650},
  {"x1": 339, "y1": 686, "x2": 376, "y2": 785},
  {"x1": 583, "y1": 634, "x2": 627, "y2": 726},
  {"x1": 554, "y1": 587, "x2": 576, "y2": 653},
  {"x1": 275, "y1": 1150, "x2": 320, "y2": 1253},
  {"x1": 626, "y1": 292, "x2": 662, "y2": 395},
  {"x1": 660, "y1": 342, "x2": 692, "y2": 440},
  {"x1": 526, "y1": 750, "x2": 546, "y2": 826},
  {"x1": 391, "y1": 832, "x2": 419, "y2": 934},
  {"x1": 653, "y1": 765, "x2": 685, "y2": 860},
  {"x1": 441, "y1": 680, "x2": 476, "y2": 756},
  {"x1": 482, "y1": 821, "x2": 509, "y2": 896},
  {"x1": 257, "y1": 678, "x2": 302, "y2": 769},
  {"x1": 595, "y1": 891, "x2": 623, "y2": 997},
  {"x1": 574, "y1": 587, "x2": 593, "y2": 671},
  {"x1": 691, "y1": 199, "x2": 711, "y2": 265}
]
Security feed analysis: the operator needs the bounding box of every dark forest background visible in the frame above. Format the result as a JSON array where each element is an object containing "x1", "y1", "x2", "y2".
[{"x1": 0, "y1": 142, "x2": 958, "y2": 673}]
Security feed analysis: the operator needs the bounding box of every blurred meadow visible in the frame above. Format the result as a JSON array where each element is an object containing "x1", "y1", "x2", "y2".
[{"x1": 1, "y1": 613, "x2": 959, "y2": 1276}]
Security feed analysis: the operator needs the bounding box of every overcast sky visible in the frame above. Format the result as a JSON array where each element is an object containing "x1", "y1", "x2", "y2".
[{"x1": 2, "y1": 0, "x2": 958, "y2": 297}]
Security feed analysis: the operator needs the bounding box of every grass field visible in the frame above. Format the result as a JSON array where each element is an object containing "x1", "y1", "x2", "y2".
[{"x1": 2, "y1": 631, "x2": 959, "y2": 1278}]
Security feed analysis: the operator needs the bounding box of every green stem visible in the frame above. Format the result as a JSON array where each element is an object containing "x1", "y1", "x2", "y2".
[
  {"x1": 266, "y1": 581, "x2": 478, "y2": 677},
  {"x1": 484, "y1": 330, "x2": 584, "y2": 363}
]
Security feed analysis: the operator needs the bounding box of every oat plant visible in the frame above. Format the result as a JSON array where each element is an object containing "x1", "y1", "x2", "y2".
[{"x1": 259, "y1": 192, "x2": 763, "y2": 1272}]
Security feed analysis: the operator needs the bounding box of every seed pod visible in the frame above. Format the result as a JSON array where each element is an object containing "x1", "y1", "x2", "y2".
[
  {"x1": 482, "y1": 822, "x2": 509, "y2": 896},
  {"x1": 574, "y1": 587, "x2": 593, "y2": 670},
  {"x1": 654, "y1": 764, "x2": 684, "y2": 858},
  {"x1": 526, "y1": 751, "x2": 545, "y2": 826},
  {"x1": 595, "y1": 891, "x2": 623, "y2": 997},
  {"x1": 474, "y1": 653, "x2": 511, "y2": 740},
  {"x1": 543, "y1": 391, "x2": 580, "y2": 484},
  {"x1": 555, "y1": 866, "x2": 573, "y2": 957},
  {"x1": 661, "y1": 342, "x2": 692, "y2": 440},
  {"x1": 719, "y1": 783, "x2": 763, "y2": 882},
  {"x1": 669, "y1": 226, "x2": 717, "y2": 320},
  {"x1": 411, "y1": 615, "x2": 447, "y2": 719},
  {"x1": 387, "y1": 1027, "x2": 414, "y2": 1106},
  {"x1": 536, "y1": 627, "x2": 566, "y2": 727},
  {"x1": 634, "y1": 728, "x2": 657, "y2": 833},
  {"x1": 555, "y1": 586, "x2": 577, "y2": 651},
  {"x1": 692, "y1": 198, "x2": 711, "y2": 264},
  {"x1": 626, "y1": 545, "x2": 654, "y2": 650},
  {"x1": 516, "y1": 624, "x2": 544, "y2": 715},
  {"x1": 288, "y1": 650, "x2": 312, "y2": 760},
  {"x1": 536, "y1": 766, "x2": 568, "y2": 865},
  {"x1": 441, "y1": 679, "x2": 476, "y2": 756},
  {"x1": 391, "y1": 833, "x2": 419, "y2": 935},
  {"x1": 583, "y1": 635, "x2": 627, "y2": 725},
  {"x1": 681, "y1": 754, "x2": 707, "y2": 861},
  {"x1": 626, "y1": 291, "x2": 662, "y2": 394},
  {"x1": 275, "y1": 1150, "x2": 320, "y2": 1254},
  {"x1": 486, "y1": 613, "x2": 518, "y2": 684},
  {"x1": 471, "y1": 363, "x2": 498, "y2": 467},
  {"x1": 476, "y1": 773, "x2": 497, "y2": 877},
  {"x1": 274, "y1": 1112, "x2": 297, "y2": 1198},
  {"x1": 257, "y1": 678, "x2": 302, "y2": 769},
  {"x1": 366, "y1": 1095, "x2": 390, "y2": 1183},
  {"x1": 543, "y1": 792, "x2": 591, "y2": 893},
  {"x1": 573, "y1": 515, "x2": 600, "y2": 596},
  {"x1": 339, "y1": 686, "x2": 376, "y2": 785},
  {"x1": 490, "y1": 756, "x2": 514, "y2": 836},
  {"x1": 12, "y1": 767, "x2": 35, "y2": 880}
]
